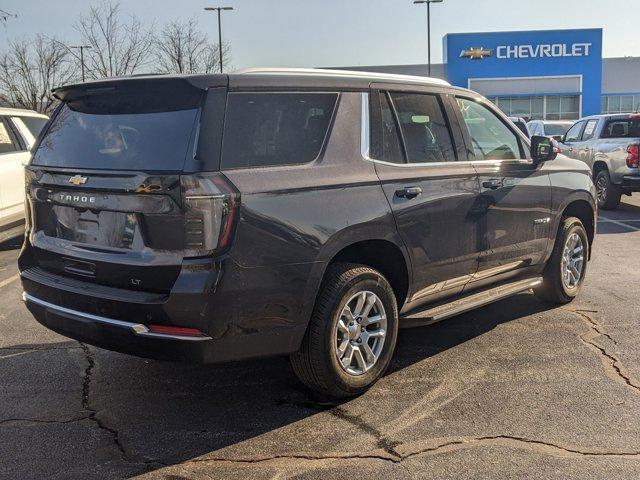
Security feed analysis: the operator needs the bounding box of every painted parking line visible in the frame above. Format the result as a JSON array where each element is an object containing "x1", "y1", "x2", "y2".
[
  {"x1": 598, "y1": 216, "x2": 640, "y2": 232},
  {"x1": 0, "y1": 274, "x2": 20, "y2": 289}
]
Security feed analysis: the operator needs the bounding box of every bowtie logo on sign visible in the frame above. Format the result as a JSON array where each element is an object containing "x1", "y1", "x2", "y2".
[
  {"x1": 460, "y1": 43, "x2": 593, "y2": 60},
  {"x1": 459, "y1": 47, "x2": 494, "y2": 60}
]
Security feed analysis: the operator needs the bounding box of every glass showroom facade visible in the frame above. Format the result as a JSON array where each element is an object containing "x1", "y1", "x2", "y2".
[{"x1": 489, "y1": 95, "x2": 581, "y2": 120}]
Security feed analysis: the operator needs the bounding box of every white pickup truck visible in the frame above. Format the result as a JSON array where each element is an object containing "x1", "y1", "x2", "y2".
[
  {"x1": 561, "y1": 113, "x2": 640, "y2": 210},
  {"x1": 0, "y1": 108, "x2": 49, "y2": 242}
]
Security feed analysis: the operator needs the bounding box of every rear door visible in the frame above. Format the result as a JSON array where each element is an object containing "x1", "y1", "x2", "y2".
[
  {"x1": 0, "y1": 116, "x2": 29, "y2": 226},
  {"x1": 452, "y1": 96, "x2": 552, "y2": 284},
  {"x1": 24, "y1": 79, "x2": 226, "y2": 293},
  {"x1": 369, "y1": 88, "x2": 482, "y2": 307}
]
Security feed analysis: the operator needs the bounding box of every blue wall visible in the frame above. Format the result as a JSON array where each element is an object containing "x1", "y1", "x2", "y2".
[{"x1": 444, "y1": 29, "x2": 603, "y2": 116}]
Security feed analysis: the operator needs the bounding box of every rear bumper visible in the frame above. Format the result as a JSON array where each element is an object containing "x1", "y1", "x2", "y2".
[
  {"x1": 23, "y1": 293, "x2": 215, "y2": 362},
  {"x1": 622, "y1": 175, "x2": 640, "y2": 192},
  {"x1": 19, "y1": 244, "x2": 317, "y2": 363}
]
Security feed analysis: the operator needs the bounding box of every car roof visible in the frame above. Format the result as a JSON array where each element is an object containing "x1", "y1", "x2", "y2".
[
  {"x1": 54, "y1": 68, "x2": 477, "y2": 100},
  {"x1": 0, "y1": 107, "x2": 48, "y2": 118}
]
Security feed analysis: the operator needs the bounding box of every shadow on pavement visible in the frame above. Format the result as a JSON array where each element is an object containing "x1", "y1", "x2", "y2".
[
  {"x1": 6, "y1": 292, "x2": 555, "y2": 472},
  {"x1": 597, "y1": 201, "x2": 640, "y2": 235},
  {"x1": 0, "y1": 234, "x2": 24, "y2": 252}
]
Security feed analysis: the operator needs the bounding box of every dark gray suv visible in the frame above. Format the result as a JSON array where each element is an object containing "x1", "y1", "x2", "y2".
[{"x1": 19, "y1": 69, "x2": 596, "y2": 398}]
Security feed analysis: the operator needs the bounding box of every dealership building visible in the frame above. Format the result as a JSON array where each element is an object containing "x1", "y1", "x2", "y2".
[{"x1": 341, "y1": 28, "x2": 640, "y2": 121}]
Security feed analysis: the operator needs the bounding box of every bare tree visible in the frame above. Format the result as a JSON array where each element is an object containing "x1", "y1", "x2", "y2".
[
  {"x1": 154, "y1": 17, "x2": 231, "y2": 74},
  {"x1": 75, "y1": 1, "x2": 154, "y2": 78},
  {"x1": 0, "y1": 35, "x2": 75, "y2": 113}
]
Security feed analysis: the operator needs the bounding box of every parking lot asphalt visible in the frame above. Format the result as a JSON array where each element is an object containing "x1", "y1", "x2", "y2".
[{"x1": 2, "y1": 198, "x2": 640, "y2": 480}]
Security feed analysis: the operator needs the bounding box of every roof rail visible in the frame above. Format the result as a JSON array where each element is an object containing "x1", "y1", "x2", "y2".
[{"x1": 235, "y1": 67, "x2": 451, "y2": 87}]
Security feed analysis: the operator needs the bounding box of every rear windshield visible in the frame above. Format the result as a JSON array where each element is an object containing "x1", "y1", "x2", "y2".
[
  {"x1": 221, "y1": 92, "x2": 338, "y2": 169},
  {"x1": 601, "y1": 118, "x2": 640, "y2": 138},
  {"x1": 545, "y1": 123, "x2": 573, "y2": 136},
  {"x1": 33, "y1": 96, "x2": 200, "y2": 171}
]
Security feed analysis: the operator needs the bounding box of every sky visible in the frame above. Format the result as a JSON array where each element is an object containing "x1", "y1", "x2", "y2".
[{"x1": 1, "y1": 0, "x2": 639, "y2": 70}]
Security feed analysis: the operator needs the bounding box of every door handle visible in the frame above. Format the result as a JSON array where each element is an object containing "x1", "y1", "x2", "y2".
[
  {"x1": 395, "y1": 187, "x2": 423, "y2": 199},
  {"x1": 482, "y1": 179, "x2": 504, "y2": 190}
]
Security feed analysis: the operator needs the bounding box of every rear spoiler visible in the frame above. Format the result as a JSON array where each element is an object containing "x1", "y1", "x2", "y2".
[{"x1": 52, "y1": 74, "x2": 229, "y2": 103}]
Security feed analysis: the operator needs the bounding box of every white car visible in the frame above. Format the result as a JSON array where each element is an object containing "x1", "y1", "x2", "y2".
[{"x1": 0, "y1": 108, "x2": 49, "y2": 242}]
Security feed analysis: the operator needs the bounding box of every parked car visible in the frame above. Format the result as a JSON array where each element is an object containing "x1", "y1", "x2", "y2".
[
  {"x1": 528, "y1": 120, "x2": 574, "y2": 141},
  {"x1": 19, "y1": 69, "x2": 596, "y2": 398},
  {"x1": 559, "y1": 113, "x2": 640, "y2": 209},
  {"x1": 509, "y1": 116, "x2": 530, "y2": 138},
  {"x1": 0, "y1": 108, "x2": 49, "y2": 243}
]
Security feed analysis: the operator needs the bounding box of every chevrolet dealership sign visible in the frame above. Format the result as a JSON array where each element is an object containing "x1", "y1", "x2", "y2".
[
  {"x1": 445, "y1": 28, "x2": 603, "y2": 117},
  {"x1": 460, "y1": 43, "x2": 592, "y2": 60},
  {"x1": 495, "y1": 42, "x2": 592, "y2": 59}
]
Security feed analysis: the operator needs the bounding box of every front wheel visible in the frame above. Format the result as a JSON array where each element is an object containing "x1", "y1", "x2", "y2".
[
  {"x1": 535, "y1": 217, "x2": 589, "y2": 304},
  {"x1": 290, "y1": 263, "x2": 399, "y2": 399}
]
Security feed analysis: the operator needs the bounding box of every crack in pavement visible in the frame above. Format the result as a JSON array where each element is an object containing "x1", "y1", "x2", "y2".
[
  {"x1": 0, "y1": 415, "x2": 91, "y2": 427},
  {"x1": 330, "y1": 406, "x2": 402, "y2": 458},
  {"x1": 170, "y1": 435, "x2": 640, "y2": 469},
  {"x1": 564, "y1": 308, "x2": 640, "y2": 394},
  {"x1": 78, "y1": 343, "x2": 163, "y2": 470}
]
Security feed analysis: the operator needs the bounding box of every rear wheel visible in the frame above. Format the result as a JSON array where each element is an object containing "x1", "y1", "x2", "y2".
[
  {"x1": 535, "y1": 217, "x2": 589, "y2": 304},
  {"x1": 595, "y1": 169, "x2": 622, "y2": 210},
  {"x1": 290, "y1": 263, "x2": 398, "y2": 399}
]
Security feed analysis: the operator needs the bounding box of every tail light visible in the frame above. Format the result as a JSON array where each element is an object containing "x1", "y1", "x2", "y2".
[
  {"x1": 180, "y1": 173, "x2": 239, "y2": 258},
  {"x1": 627, "y1": 144, "x2": 640, "y2": 168}
]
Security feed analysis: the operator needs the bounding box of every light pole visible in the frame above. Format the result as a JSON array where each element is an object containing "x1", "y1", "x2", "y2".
[
  {"x1": 69, "y1": 45, "x2": 92, "y2": 82},
  {"x1": 204, "y1": 6, "x2": 234, "y2": 73},
  {"x1": 52, "y1": 40, "x2": 92, "y2": 82},
  {"x1": 413, "y1": 0, "x2": 443, "y2": 77}
]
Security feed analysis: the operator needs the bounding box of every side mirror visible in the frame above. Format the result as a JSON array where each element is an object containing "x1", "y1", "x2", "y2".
[{"x1": 531, "y1": 135, "x2": 559, "y2": 164}]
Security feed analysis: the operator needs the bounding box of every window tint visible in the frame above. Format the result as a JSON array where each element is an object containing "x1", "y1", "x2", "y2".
[
  {"x1": 0, "y1": 119, "x2": 18, "y2": 154},
  {"x1": 456, "y1": 98, "x2": 521, "y2": 160},
  {"x1": 390, "y1": 93, "x2": 455, "y2": 163},
  {"x1": 564, "y1": 122, "x2": 585, "y2": 142},
  {"x1": 582, "y1": 119, "x2": 599, "y2": 141},
  {"x1": 33, "y1": 103, "x2": 199, "y2": 171},
  {"x1": 601, "y1": 118, "x2": 640, "y2": 138},
  {"x1": 379, "y1": 93, "x2": 404, "y2": 163},
  {"x1": 221, "y1": 93, "x2": 338, "y2": 169}
]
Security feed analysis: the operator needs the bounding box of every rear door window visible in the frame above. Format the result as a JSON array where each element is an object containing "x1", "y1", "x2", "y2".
[
  {"x1": 601, "y1": 118, "x2": 640, "y2": 138},
  {"x1": 32, "y1": 94, "x2": 201, "y2": 171},
  {"x1": 390, "y1": 92, "x2": 456, "y2": 163},
  {"x1": 455, "y1": 98, "x2": 522, "y2": 160},
  {"x1": 13, "y1": 116, "x2": 48, "y2": 148},
  {"x1": 379, "y1": 92, "x2": 405, "y2": 163},
  {"x1": 0, "y1": 118, "x2": 19, "y2": 154},
  {"x1": 221, "y1": 92, "x2": 338, "y2": 169},
  {"x1": 581, "y1": 119, "x2": 599, "y2": 141}
]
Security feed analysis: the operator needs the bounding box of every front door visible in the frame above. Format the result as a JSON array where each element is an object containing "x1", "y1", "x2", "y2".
[
  {"x1": 452, "y1": 97, "x2": 552, "y2": 285},
  {"x1": 368, "y1": 90, "x2": 482, "y2": 309}
]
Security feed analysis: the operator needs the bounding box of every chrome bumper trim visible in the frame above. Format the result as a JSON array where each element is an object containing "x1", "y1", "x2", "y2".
[{"x1": 22, "y1": 292, "x2": 212, "y2": 342}]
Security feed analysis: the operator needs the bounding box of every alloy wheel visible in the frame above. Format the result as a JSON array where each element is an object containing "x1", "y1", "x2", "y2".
[
  {"x1": 335, "y1": 291, "x2": 387, "y2": 376},
  {"x1": 561, "y1": 233, "x2": 585, "y2": 289}
]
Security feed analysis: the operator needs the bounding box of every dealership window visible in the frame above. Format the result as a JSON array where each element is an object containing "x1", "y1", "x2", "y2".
[
  {"x1": 601, "y1": 95, "x2": 640, "y2": 114},
  {"x1": 490, "y1": 95, "x2": 580, "y2": 121}
]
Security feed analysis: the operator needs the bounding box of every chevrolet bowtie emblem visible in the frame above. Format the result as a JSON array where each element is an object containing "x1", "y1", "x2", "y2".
[
  {"x1": 460, "y1": 47, "x2": 494, "y2": 60},
  {"x1": 68, "y1": 175, "x2": 88, "y2": 186}
]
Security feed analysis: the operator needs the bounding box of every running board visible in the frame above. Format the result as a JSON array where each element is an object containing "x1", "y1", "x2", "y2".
[{"x1": 400, "y1": 277, "x2": 543, "y2": 328}]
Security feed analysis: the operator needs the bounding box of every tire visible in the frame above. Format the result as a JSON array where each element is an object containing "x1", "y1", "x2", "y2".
[
  {"x1": 534, "y1": 217, "x2": 589, "y2": 304},
  {"x1": 595, "y1": 169, "x2": 622, "y2": 210},
  {"x1": 290, "y1": 263, "x2": 399, "y2": 399}
]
